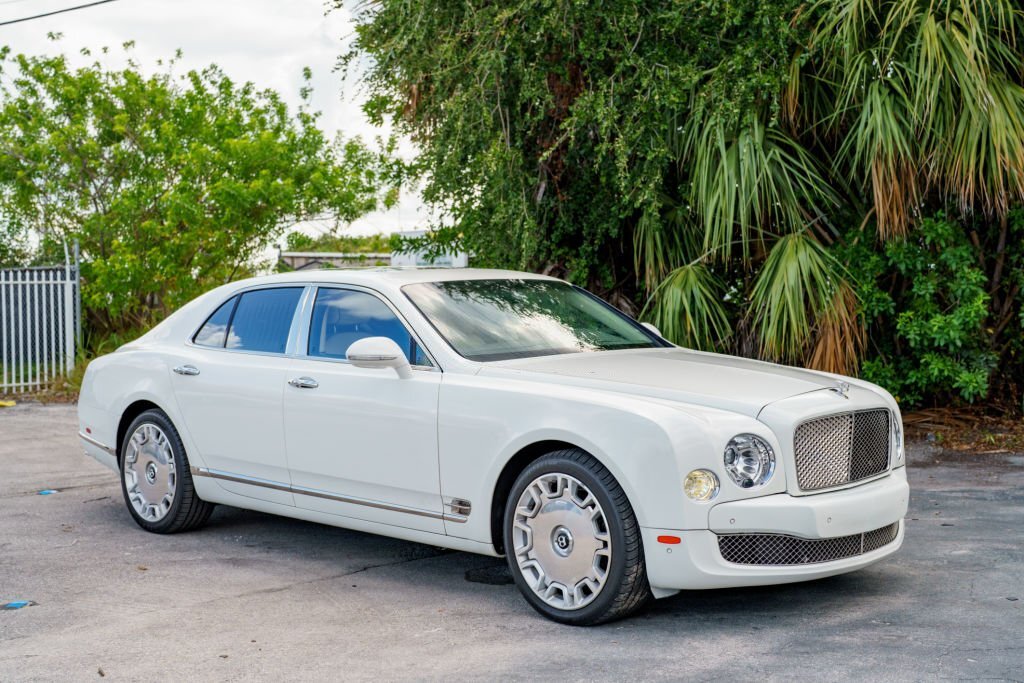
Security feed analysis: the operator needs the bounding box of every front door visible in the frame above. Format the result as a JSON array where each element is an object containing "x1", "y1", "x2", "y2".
[
  {"x1": 169, "y1": 286, "x2": 305, "y2": 506},
  {"x1": 282, "y1": 286, "x2": 444, "y2": 533}
]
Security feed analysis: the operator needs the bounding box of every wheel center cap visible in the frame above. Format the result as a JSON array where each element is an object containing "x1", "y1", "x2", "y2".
[
  {"x1": 145, "y1": 461, "x2": 158, "y2": 484},
  {"x1": 551, "y1": 526, "x2": 574, "y2": 557}
]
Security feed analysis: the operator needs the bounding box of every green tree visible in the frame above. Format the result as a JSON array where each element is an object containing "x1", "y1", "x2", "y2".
[
  {"x1": 344, "y1": 0, "x2": 1024, "y2": 406},
  {"x1": 0, "y1": 44, "x2": 394, "y2": 334}
]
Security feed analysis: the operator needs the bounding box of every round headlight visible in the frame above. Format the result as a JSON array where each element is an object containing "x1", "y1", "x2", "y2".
[
  {"x1": 724, "y1": 434, "x2": 775, "y2": 488},
  {"x1": 684, "y1": 469, "x2": 719, "y2": 501}
]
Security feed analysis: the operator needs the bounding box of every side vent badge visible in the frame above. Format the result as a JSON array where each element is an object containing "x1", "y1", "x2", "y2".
[{"x1": 444, "y1": 497, "x2": 472, "y2": 522}]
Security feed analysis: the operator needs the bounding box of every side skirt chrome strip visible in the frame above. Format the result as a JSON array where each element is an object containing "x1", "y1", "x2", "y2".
[
  {"x1": 190, "y1": 466, "x2": 469, "y2": 523},
  {"x1": 79, "y1": 432, "x2": 115, "y2": 456}
]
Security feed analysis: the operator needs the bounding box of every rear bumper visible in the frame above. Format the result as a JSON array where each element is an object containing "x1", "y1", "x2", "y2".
[
  {"x1": 79, "y1": 432, "x2": 118, "y2": 473},
  {"x1": 643, "y1": 472, "x2": 908, "y2": 593}
]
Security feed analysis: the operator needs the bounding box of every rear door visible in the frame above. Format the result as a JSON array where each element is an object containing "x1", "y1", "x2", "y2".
[{"x1": 168, "y1": 286, "x2": 306, "y2": 505}]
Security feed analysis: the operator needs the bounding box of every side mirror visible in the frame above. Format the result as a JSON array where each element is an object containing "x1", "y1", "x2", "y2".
[
  {"x1": 641, "y1": 322, "x2": 663, "y2": 338},
  {"x1": 346, "y1": 337, "x2": 412, "y2": 379}
]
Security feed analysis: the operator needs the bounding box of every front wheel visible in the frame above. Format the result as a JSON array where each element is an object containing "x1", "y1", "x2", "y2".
[
  {"x1": 503, "y1": 448, "x2": 651, "y2": 625},
  {"x1": 119, "y1": 409, "x2": 214, "y2": 534}
]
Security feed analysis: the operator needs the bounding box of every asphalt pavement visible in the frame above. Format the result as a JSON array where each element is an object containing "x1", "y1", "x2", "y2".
[{"x1": 1, "y1": 403, "x2": 1021, "y2": 681}]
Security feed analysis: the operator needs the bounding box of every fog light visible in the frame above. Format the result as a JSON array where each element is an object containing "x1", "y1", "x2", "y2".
[
  {"x1": 684, "y1": 469, "x2": 719, "y2": 501},
  {"x1": 724, "y1": 434, "x2": 775, "y2": 489}
]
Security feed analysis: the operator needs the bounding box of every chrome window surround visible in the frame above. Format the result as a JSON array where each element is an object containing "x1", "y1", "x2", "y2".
[{"x1": 185, "y1": 282, "x2": 441, "y2": 372}]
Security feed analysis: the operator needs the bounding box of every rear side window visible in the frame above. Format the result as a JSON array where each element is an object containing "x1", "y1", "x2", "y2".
[
  {"x1": 193, "y1": 288, "x2": 302, "y2": 354},
  {"x1": 193, "y1": 296, "x2": 237, "y2": 348},
  {"x1": 227, "y1": 288, "x2": 303, "y2": 353}
]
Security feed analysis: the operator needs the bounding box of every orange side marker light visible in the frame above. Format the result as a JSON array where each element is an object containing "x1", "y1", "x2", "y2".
[{"x1": 657, "y1": 535, "x2": 681, "y2": 545}]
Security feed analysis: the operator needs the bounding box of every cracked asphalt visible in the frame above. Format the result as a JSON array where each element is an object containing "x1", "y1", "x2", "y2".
[{"x1": 1, "y1": 403, "x2": 1021, "y2": 681}]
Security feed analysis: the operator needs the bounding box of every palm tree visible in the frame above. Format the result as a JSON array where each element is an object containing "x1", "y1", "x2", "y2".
[{"x1": 642, "y1": 0, "x2": 1024, "y2": 376}]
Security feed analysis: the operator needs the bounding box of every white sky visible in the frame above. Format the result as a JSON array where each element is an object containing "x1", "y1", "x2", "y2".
[{"x1": 0, "y1": 0, "x2": 429, "y2": 239}]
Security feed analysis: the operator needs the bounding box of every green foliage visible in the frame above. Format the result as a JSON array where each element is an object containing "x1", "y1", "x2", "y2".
[
  {"x1": 343, "y1": 0, "x2": 807, "y2": 283},
  {"x1": 841, "y1": 215, "x2": 998, "y2": 403},
  {"x1": 642, "y1": 263, "x2": 730, "y2": 350},
  {"x1": 750, "y1": 233, "x2": 838, "y2": 359},
  {"x1": 0, "y1": 45, "x2": 393, "y2": 333},
  {"x1": 284, "y1": 231, "x2": 393, "y2": 254},
  {"x1": 346, "y1": 0, "x2": 1024, "y2": 407}
]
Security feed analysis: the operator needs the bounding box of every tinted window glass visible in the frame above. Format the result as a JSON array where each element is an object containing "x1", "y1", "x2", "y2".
[
  {"x1": 308, "y1": 288, "x2": 426, "y2": 364},
  {"x1": 193, "y1": 296, "x2": 237, "y2": 348},
  {"x1": 403, "y1": 279, "x2": 664, "y2": 361},
  {"x1": 225, "y1": 288, "x2": 303, "y2": 354}
]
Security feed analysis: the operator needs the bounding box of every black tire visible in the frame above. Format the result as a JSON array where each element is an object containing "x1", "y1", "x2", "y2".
[
  {"x1": 503, "y1": 448, "x2": 652, "y2": 625},
  {"x1": 119, "y1": 408, "x2": 214, "y2": 534}
]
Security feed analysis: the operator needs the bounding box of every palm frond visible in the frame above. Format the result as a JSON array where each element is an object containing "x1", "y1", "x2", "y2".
[
  {"x1": 679, "y1": 115, "x2": 838, "y2": 262},
  {"x1": 808, "y1": 280, "x2": 865, "y2": 375},
  {"x1": 750, "y1": 232, "x2": 838, "y2": 360},
  {"x1": 642, "y1": 262, "x2": 731, "y2": 351}
]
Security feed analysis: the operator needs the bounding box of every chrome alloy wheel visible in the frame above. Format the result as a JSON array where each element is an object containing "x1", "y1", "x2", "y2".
[
  {"x1": 123, "y1": 423, "x2": 177, "y2": 522},
  {"x1": 512, "y1": 473, "x2": 612, "y2": 611}
]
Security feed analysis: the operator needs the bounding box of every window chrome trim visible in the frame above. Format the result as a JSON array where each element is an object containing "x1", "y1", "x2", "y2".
[
  {"x1": 298, "y1": 284, "x2": 441, "y2": 372},
  {"x1": 190, "y1": 466, "x2": 467, "y2": 523},
  {"x1": 285, "y1": 286, "x2": 316, "y2": 356},
  {"x1": 185, "y1": 283, "x2": 311, "y2": 359},
  {"x1": 183, "y1": 281, "x2": 441, "y2": 371}
]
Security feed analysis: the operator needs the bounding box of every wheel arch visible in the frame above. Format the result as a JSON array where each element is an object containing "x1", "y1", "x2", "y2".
[
  {"x1": 490, "y1": 439, "x2": 616, "y2": 555},
  {"x1": 116, "y1": 399, "x2": 165, "y2": 461}
]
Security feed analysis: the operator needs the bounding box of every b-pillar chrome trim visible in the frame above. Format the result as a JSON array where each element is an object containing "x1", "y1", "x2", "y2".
[
  {"x1": 190, "y1": 466, "x2": 469, "y2": 523},
  {"x1": 78, "y1": 432, "x2": 116, "y2": 456}
]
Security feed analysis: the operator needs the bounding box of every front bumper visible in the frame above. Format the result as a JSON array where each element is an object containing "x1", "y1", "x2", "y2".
[{"x1": 643, "y1": 472, "x2": 908, "y2": 593}]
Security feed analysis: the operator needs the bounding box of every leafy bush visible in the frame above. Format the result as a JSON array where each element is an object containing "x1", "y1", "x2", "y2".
[
  {"x1": 841, "y1": 214, "x2": 998, "y2": 404},
  {"x1": 0, "y1": 45, "x2": 394, "y2": 334}
]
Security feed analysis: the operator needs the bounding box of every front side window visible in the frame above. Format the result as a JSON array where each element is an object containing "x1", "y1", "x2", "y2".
[
  {"x1": 308, "y1": 288, "x2": 429, "y2": 365},
  {"x1": 403, "y1": 279, "x2": 665, "y2": 362}
]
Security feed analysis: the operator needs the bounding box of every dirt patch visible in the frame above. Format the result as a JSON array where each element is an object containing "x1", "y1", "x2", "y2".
[{"x1": 903, "y1": 407, "x2": 1024, "y2": 454}]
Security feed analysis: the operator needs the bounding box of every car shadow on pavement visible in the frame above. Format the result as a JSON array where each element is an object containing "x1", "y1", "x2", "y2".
[{"x1": 179, "y1": 503, "x2": 908, "y2": 628}]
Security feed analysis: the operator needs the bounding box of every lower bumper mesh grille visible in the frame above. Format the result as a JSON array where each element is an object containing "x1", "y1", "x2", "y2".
[{"x1": 717, "y1": 522, "x2": 901, "y2": 566}]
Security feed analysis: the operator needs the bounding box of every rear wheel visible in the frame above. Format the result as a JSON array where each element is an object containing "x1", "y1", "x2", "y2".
[
  {"x1": 119, "y1": 409, "x2": 213, "y2": 533},
  {"x1": 503, "y1": 448, "x2": 651, "y2": 625}
]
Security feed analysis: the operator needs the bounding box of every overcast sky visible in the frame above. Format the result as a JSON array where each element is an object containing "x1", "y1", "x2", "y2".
[{"x1": 0, "y1": 0, "x2": 428, "y2": 238}]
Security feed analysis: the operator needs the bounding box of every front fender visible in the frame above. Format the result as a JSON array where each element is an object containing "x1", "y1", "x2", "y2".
[{"x1": 436, "y1": 373, "x2": 773, "y2": 547}]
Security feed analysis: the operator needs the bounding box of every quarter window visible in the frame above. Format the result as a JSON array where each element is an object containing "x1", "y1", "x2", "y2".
[
  {"x1": 193, "y1": 296, "x2": 237, "y2": 348},
  {"x1": 308, "y1": 288, "x2": 429, "y2": 365}
]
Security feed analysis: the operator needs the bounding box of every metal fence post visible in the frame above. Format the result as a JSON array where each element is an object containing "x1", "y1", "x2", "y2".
[
  {"x1": 74, "y1": 239, "x2": 83, "y2": 352},
  {"x1": 63, "y1": 243, "x2": 75, "y2": 374}
]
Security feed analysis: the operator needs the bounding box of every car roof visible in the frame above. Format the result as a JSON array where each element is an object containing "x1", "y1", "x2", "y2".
[{"x1": 228, "y1": 267, "x2": 561, "y2": 288}]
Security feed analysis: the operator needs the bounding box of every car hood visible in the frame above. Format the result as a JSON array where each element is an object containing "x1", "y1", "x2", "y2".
[{"x1": 482, "y1": 348, "x2": 844, "y2": 417}]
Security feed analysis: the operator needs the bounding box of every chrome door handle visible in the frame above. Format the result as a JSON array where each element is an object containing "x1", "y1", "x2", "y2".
[
  {"x1": 173, "y1": 365, "x2": 200, "y2": 376},
  {"x1": 288, "y1": 376, "x2": 319, "y2": 389}
]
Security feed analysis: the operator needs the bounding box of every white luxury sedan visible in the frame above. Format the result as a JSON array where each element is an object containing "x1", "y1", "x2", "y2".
[{"x1": 78, "y1": 268, "x2": 908, "y2": 625}]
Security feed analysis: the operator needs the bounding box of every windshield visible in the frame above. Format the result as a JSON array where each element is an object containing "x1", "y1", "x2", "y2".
[{"x1": 402, "y1": 279, "x2": 666, "y2": 361}]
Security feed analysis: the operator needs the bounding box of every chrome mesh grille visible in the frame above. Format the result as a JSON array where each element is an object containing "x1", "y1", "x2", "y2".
[
  {"x1": 717, "y1": 522, "x2": 900, "y2": 566},
  {"x1": 794, "y1": 409, "x2": 891, "y2": 490}
]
